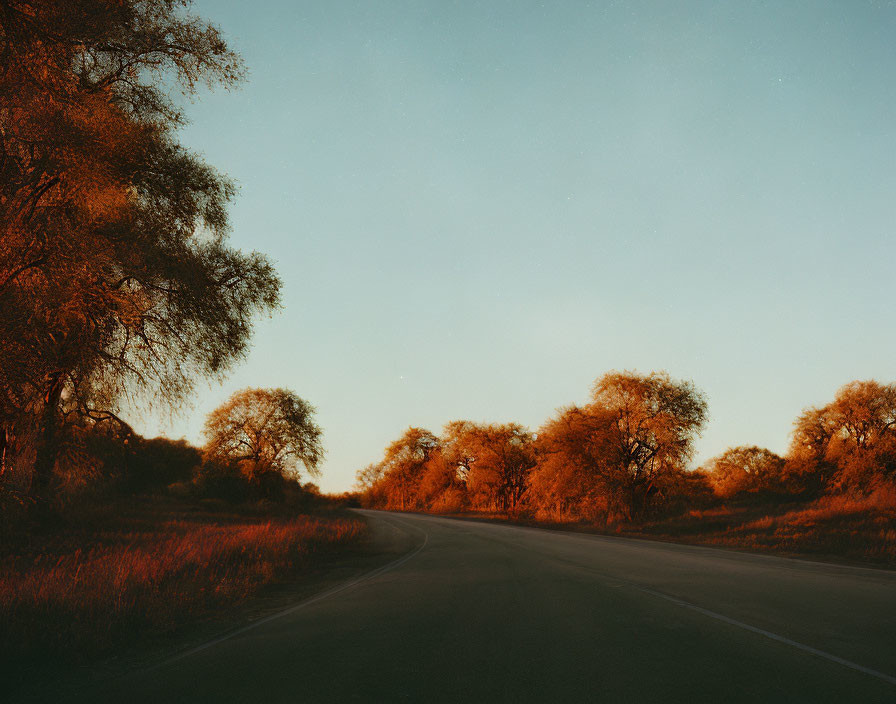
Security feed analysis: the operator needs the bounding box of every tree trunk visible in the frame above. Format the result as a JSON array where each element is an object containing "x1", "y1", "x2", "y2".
[
  {"x1": 31, "y1": 372, "x2": 64, "y2": 503},
  {"x1": 0, "y1": 423, "x2": 10, "y2": 477}
]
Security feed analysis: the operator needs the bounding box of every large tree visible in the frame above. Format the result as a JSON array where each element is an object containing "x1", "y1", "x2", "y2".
[
  {"x1": 533, "y1": 371, "x2": 708, "y2": 521},
  {"x1": 790, "y1": 380, "x2": 896, "y2": 492},
  {"x1": 591, "y1": 371, "x2": 707, "y2": 517},
  {"x1": 203, "y1": 388, "x2": 323, "y2": 481},
  {"x1": 0, "y1": 1, "x2": 280, "y2": 499}
]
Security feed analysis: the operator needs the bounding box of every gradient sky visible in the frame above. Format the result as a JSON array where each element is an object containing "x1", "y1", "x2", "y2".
[{"x1": 137, "y1": 0, "x2": 896, "y2": 492}]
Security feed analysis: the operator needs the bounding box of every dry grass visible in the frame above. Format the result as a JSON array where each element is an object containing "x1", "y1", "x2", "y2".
[
  {"x1": 0, "y1": 498, "x2": 366, "y2": 666},
  {"x1": 626, "y1": 487, "x2": 896, "y2": 565},
  {"x1": 442, "y1": 488, "x2": 896, "y2": 567}
]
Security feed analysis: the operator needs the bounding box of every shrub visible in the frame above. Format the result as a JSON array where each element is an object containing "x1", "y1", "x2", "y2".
[
  {"x1": 191, "y1": 460, "x2": 250, "y2": 503},
  {"x1": 121, "y1": 438, "x2": 201, "y2": 494}
]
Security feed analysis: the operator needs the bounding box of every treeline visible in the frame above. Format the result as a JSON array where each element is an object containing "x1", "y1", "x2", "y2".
[
  {"x1": 357, "y1": 371, "x2": 896, "y2": 525},
  {"x1": 1, "y1": 387, "x2": 326, "y2": 532}
]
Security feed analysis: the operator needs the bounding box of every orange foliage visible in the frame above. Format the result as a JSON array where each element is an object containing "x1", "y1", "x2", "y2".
[
  {"x1": 203, "y1": 388, "x2": 324, "y2": 481},
  {"x1": 531, "y1": 371, "x2": 707, "y2": 521},
  {"x1": 0, "y1": 1, "x2": 278, "y2": 499},
  {"x1": 364, "y1": 428, "x2": 440, "y2": 511},
  {"x1": 790, "y1": 380, "x2": 896, "y2": 493},
  {"x1": 358, "y1": 373, "x2": 896, "y2": 566},
  {"x1": 705, "y1": 446, "x2": 787, "y2": 499},
  {"x1": 442, "y1": 421, "x2": 535, "y2": 513}
]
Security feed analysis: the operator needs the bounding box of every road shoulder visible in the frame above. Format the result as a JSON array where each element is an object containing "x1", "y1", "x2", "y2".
[{"x1": 13, "y1": 512, "x2": 422, "y2": 704}]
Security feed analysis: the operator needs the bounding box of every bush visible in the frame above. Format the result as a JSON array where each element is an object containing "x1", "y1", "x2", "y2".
[
  {"x1": 120, "y1": 437, "x2": 201, "y2": 494},
  {"x1": 189, "y1": 458, "x2": 321, "y2": 506},
  {"x1": 191, "y1": 460, "x2": 249, "y2": 503}
]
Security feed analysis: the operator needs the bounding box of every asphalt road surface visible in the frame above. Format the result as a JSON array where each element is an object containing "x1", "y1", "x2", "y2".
[{"x1": 73, "y1": 511, "x2": 896, "y2": 702}]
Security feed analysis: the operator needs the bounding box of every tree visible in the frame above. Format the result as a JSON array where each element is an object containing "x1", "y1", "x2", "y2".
[
  {"x1": 529, "y1": 404, "x2": 617, "y2": 522},
  {"x1": 356, "y1": 462, "x2": 387, "y2": 493},
  {"x1": 706, "y1": 446, "x2": 786, "y2": 499},
  {"x1": 416, "y1": 450, "x2": 466, "y2": 513},
  {"x1": 591, "y1": 371, "x2": 708, "y2": 518},
  {"x1": 441, "y1": 421, "x2": 535, "y2": 513},
  {"x1": 203, "y1": 388, "x2": 323, "y2": 482},
  {"x1": 0, "y1": 1, "x2": 280, "y2": 500},
  {"x1": 790, "y1": 380, "x2": 896, "y2": 492},
  {"x1": 365, "y1": 427, "x2": 440, "y2": 510},
  {"x1": 788, "y1": 405, "x2": 840, "y2": 495},
  {"x1": 531, "y1": 371, "x2": 708, "y2": 521}
]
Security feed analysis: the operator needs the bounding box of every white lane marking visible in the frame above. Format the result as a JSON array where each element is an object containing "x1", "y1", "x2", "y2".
[
  {"x1": 401, "y1": 513, "x2": 896, "y2": 687},
  {"x1": 145, "y1": 517, "x2": 430, "y2": 670},
  {"x1": 417, "y1": 512, "x2": 896, "y2": 578},
  {"x1": 631, "y1": 583, "x2": 896, "y2": 687}
]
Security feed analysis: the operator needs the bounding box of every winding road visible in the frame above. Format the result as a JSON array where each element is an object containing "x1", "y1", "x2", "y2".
[{"x1": 81, "y1": 510, "x2": 896, "y2": 702}]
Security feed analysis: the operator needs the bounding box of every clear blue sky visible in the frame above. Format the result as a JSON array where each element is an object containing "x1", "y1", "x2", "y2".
[{"x1": 138, "y1": 0, "x2": 896, "y2": 492}]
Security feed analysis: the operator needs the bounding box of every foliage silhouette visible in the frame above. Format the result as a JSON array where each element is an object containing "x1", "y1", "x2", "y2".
[{"x1": 0, "y1": 1, "x2": 280, "y2": 500}]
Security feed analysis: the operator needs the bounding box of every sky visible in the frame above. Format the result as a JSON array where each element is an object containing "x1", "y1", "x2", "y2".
[{"x1": 137, "y1": 0, "x2": 896, "y2": 492}]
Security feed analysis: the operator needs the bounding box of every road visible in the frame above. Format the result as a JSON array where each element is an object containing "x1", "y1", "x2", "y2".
[{"x1": 72, "y1": 510, "x2": 896, "y2": 702}]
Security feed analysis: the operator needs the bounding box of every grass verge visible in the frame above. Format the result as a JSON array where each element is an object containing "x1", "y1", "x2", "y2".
[
  {"x1": 436, "y1": 488, "x2": 896, "y2": 568},
  {"x1": 0, "y1": 497, "x2": 367, "y2": 680},
  {"x1": 626, "y1": 489, "x2": 896, "y2": 565}
]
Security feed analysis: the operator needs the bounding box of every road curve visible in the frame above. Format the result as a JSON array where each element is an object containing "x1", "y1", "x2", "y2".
[{"x1": 76, "y1": 510, "x2": 896, "y2": 702}]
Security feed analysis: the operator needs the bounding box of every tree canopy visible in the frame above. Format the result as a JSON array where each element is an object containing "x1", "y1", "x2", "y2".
[
  {"x1": 705, "y1": 446, "x2": 786, "y2": 499},
  {"x1": 374, "y1": 427, "x2": 440, "y2": 511},
  {"x1": 359, "y1": 371, "x2": 709, "y2": 522},
  {"x1": 357, "y1": 372, "x2": 896, "y2": 526},
  {"x1": 203, "y1": 388, "x2": 323, "y2": 481},
  {"x1": 532, "y1": 371, "x2": 708, "y2": 521},
  {"x1": 790, "y1": 380, "x2": 896, "y2": 492},
  {"x1": 528, "y1": 403, "x2": 618, "y2": 522},
  {"x1": 443, "y1": 421, "x2": 535, "y2": 512},
  {"x1": 0, "y1": 1, "x2": 280, "y2": 497}
]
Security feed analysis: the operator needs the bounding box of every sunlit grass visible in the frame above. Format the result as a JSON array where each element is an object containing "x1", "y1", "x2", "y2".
[
  {"x1": 628, "y1": 486, "x2": 896, "y2": 564},
  {"x1": 454, "y1": 488, "x2": 896, "y2": 566},
  {"x1": 0, "y1": 501, "x2": 366, "y2": 663}
]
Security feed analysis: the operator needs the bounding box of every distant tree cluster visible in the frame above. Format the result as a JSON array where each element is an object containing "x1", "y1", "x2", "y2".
[
  {"x1": 0, "y1": 1, "x2": 280, "y2": 506},
  {"x1": 0, "y1": 386, "x2": 324, "y2": 527},
  {"x1": 358, "y1": 373, "x2": 896, "y2": 524}
]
